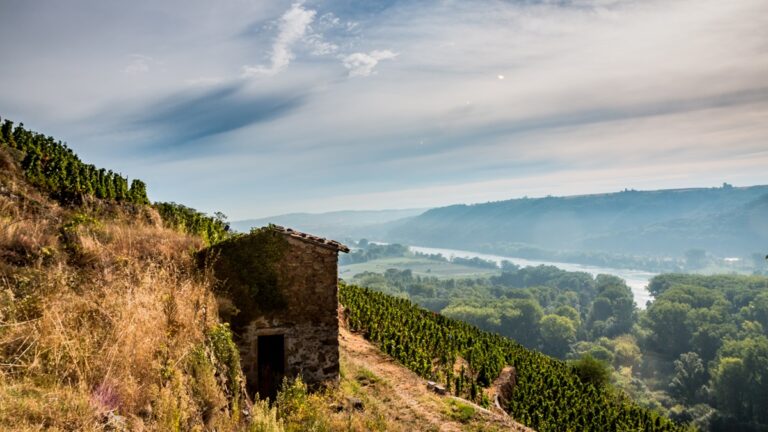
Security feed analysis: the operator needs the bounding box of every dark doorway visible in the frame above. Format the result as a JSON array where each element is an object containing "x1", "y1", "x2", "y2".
[{"x1": 257, "y1": 334, "x2": 285, "y2": 400}]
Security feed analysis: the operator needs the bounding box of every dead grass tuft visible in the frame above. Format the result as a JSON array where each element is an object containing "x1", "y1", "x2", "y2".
[{"x1": 0, "y1": 218, "x2": 59, "y2": 267}]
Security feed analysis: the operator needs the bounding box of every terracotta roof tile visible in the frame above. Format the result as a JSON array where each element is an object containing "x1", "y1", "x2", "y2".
[{"x1": 271, "y1": 225, "x2": 350, "y2": 253}]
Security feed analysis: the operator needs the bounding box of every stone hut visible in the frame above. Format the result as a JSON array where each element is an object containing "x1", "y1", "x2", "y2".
[{"x1": 203, "y1": 225, "x2": 349, "y2": 400}]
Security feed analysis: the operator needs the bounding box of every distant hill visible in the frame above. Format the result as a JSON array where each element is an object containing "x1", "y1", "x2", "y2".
[
  {"x1": 231, "y1": 208, "x2": 427, "y2": 240},
  {"x1": 384, "y1": 185, "x2": 768, "y2": 258},
  {"x1": 585, "y1": 192, "x2": 768, "y2": 256}
]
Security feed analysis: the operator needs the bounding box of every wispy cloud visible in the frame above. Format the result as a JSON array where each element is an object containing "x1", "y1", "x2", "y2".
[
  {"x1": 124, "y1": 54, "x2": 153, "y2": 75},
  {"x1": 242, "y1": 2, "x2": 316, "y2": 77},
  {"x1": 342, "y1": 50, "x2": 398, "y2": 77},
  {"x1": 127, "y1": 83, "x2": 307, "y2": 151}
]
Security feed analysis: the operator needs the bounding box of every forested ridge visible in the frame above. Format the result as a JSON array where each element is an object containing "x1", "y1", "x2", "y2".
[
  {"x1": 385, "y1": 185, "x2": 768, "y2": 262},
  {"x1": 340, "y1": 283, "x2": 689, "y2": 431}
]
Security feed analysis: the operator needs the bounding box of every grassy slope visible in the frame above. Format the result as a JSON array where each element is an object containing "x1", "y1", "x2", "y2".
[
  {"x1": 0, "y1": 146, "x2": 248, "y2": 431},
  {"x1": 1, "y1": 140, "x2": 517, "y2": 432}
]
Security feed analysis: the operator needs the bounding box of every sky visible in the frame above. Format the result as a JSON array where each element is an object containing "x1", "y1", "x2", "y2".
[{"x1": 0, "y1": 0, "x2": 767, "y2": 220}]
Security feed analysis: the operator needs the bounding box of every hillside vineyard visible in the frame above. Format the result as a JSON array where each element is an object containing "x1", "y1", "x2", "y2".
[{"x1": 340, "y1": 283, "x2": 689, "y2": 431}]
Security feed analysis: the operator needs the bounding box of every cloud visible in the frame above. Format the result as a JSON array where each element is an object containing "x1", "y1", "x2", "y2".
[
  {"x1": 184, "y1": 76, "x2": 225, "y2": 87},
  {"x1": 342, "y1": 50, "x2": 398, "y2": 77},
  {"x1": 305, "y1": 33, "x2": 339, "y2": 56},
  {"x1": 242, "y1": 2, "x2": 316, "y2": 77},
  {"x1": 129, "y1": 83, "x2": 306, "y2": 150},
  {"x1": 124, "y1": 54, "x2": 153, "y2": 75}
]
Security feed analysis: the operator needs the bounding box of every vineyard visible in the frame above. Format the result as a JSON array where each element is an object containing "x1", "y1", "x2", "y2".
[
  {"x1": 1, "y1": 118, "x2": 149, "y2": 205},
  {"x1": 0, "y1": 116, "x2": 229, "y2": 244},
  {"x1": 339, "y1": 283, "x2": 691, "y2": 432},
  {"x1": 154, "y1": 201, "x2": 230, "y2": 245}
]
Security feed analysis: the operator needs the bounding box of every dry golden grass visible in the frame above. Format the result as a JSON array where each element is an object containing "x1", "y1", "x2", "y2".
[
  {"x1": 0, "y1": 218, "x2": 59, "y2": 267},
  {"x1": 0, "y1": 183, "x2": 248, "y2": 431}
]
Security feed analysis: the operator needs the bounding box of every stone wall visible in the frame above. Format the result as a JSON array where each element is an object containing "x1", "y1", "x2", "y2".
[{"x1": 239, "y1": 235, "x2": 340, "y2": 391}]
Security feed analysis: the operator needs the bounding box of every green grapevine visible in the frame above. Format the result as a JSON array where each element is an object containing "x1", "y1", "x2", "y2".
[{"x1": 340, "y1": 282, "x2": 692, "y2": 432}]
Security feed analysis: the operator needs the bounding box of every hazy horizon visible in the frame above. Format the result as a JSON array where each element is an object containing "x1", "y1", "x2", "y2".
[{"x1": 239, "y1": 181, "x2": 766, "y2": 220}]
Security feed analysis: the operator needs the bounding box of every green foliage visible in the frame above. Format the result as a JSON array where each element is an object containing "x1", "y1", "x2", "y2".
[
  {"x1": 445, "y1": 399, "x2": 475, "y2": 423},
  {"x1": 248, "y1": 399, "x2": 285, "y2": 432},
  {"x1": 185, "y1": 323, "x2": 245, "y2": 426},
  {"x1": 200, "y1": 227, "x2": 289, "y2": 329},
  {"x1": 207, "y1": 323, "x2": 243, "y2": 415},
  {"x1": 340, "y1": 242, "x2": 409, "y2": 265},
  {"x1": 710, "y1": 336, "x2": 768, "y2": 425},
  {"x1": 0, "y1": 116, "x2": 236, "y2": 249},
  {"x1": 540, "y1": 314, "x2": 577, "y2": 358},
  {"x1": 647, "y1": 273, "x2": 768, "y2": 298},
  {"x1": 154, "y1": 202, "x2": 230, "y2": 245},
  {"x1": 0, "y1": 117, "x2": 149, "y2": 205},
  {"x1": 352, "y1": 265, "x2": 635, "y2": 356},
  {"x1": 669, "y1": 352, "x2": 707, "y2": 405},
  {"x1": 570, "y1": 354, "x2": 611, "y2": 388},
  {"x1": 275, "y1": 377, "x2": 331, "y2": 432},
  {"x1": 340, "y1": 283, "x2": 688, "y2": 431},
  {"x1": 641, "y1": 273, "x2": 768, "y2": 429},
  {"x1": 587, "y1": 275, "x2": 636, "y2": 338}
]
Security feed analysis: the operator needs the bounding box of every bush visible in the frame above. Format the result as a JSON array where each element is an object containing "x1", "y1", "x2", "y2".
[{"x1": 570, "y1": 354, "x2": 611, "y2": 388}]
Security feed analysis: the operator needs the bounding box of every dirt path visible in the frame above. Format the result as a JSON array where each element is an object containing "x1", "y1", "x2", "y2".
[{"x1": 339, "y1": 326, "x2": 535, "y2": 432}]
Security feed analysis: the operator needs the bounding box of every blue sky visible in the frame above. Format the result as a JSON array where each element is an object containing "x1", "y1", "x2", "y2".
[{"x1": 1, "y1": 0, "x2": 767, "y2": 219}]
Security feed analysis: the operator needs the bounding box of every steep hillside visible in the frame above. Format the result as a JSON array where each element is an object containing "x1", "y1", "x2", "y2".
[
  {"x1": 340, "y1": 283, "x2": 691, "y2": 431},
  {"x1": 338, "y1": 325, "x2": 532, "y2": 431},
  {"x1": 385, "y1": 186, "x2": 768, "y2": 258},
  {"x1": 0, "y1": 135, "x2": 250, "y2": 430}
]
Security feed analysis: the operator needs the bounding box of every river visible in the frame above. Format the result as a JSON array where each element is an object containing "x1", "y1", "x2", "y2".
[{"x1": 408, "y1": 245, "x2": 657, "y2": 309}]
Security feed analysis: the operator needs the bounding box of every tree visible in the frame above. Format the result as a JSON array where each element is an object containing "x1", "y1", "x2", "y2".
[
  {"x1": 540, "y1": 314, "x2": 576, "y2": 358},
  {"x1": 711, "y1": 357, "x2": 749, "y2": 420},
  {"x1": 554, "y1": 305, "x2": 580, "y2": 326},
  {"x1": 711, "y1": 337, "x2": 768, "y2": 425},
  {"x1": 500, "y1": 298, "x2": 543, "y2": 348},
  {"x1": 571, "y1": 355, "x2": 610, "y2": 388},
  {"x1": 611, "y1": 335, "x2": 641, "y2": 369},
  {"x1": 743, "y1": 292, "x2": 768, "y2": 332},
  {"x1": 669, "y1": 352, "x2": 707, "y2": 404},
  {"x1": 644, "y1": 301, "x2": 692, "y2": 357}
]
